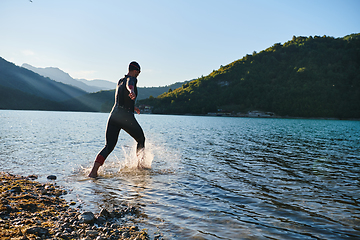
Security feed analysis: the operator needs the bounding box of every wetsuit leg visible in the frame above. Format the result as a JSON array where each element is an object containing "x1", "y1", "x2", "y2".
[
  {"x1": 121, "y1": 113, "x2": 145, "y2": 152},
  {"x1": 95, "y1": 108, "x2": 144, "y2": 166},
  {"x1": 96, "y1": 120, "x2": 121, "y2": 165}
]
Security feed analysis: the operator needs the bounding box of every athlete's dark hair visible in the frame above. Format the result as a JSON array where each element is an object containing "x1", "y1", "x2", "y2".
[{"x1": 129, "y1": 61, "x2": 141, "y2": 72}]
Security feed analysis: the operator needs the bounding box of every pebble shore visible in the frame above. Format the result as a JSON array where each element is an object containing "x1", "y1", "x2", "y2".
[{"x1": 0, "y1": 172, "x2": 151, "y2": 240}]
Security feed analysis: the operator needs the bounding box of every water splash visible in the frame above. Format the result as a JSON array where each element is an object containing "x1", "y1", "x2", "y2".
[
  {"x1": 77, "y1": 138, "x2": 179, "y2": 179},
  {"x1": 117, "y1": 142, "x2": 154, "y2": 171}
]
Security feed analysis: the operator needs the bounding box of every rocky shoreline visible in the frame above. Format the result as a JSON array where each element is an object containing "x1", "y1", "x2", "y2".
[{"x1": 0, "y1": 172, "x2": 152, "y2": 240}]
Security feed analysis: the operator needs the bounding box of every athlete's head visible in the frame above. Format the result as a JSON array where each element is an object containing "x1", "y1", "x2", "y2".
[{"x1": 129, "y1": 61, "x2": 141, "y2": 73}]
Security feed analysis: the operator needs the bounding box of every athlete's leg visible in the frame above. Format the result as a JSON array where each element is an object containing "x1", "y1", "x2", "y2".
[
  {"x1": 121, "y1": 114, "x2": 146, "y2": 168},
  {"x1": 97, "y1": 122, "x2": 121, "y2": 162},
  {"x1": 122, "y1": 114, "x2": 145, "y2": 152},
  {"x1": 88, "y1": 120, "x2": 121, "y2": 178}
]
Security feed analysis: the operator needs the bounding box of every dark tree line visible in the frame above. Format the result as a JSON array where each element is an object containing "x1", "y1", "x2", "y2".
[{"x1": 139, "y1": 34, "x2": 360, "y2": 118}]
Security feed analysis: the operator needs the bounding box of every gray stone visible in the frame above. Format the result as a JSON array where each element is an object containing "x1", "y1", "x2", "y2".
[
  {"x1": 25, "y1": 226, "x2": 49, "y2": 236},
  {"x1": 95, "y1": 216, "x2": 106, "y2": 225},
  {"x1": 10, "y1": 186, "x2": 22, "y2": 193},
  {"x1": 130, "y1": 225, "x2": 139, "y2": 231},
  {"x1": 27, "y1": 175, "x2": 38, "y2": 180},
  {"x1": 86, "y1": 230, "x2": 99, "y2": 237},
  {"x1": 78, "y1": 212, "x2": 95, "y2": 224},
  {"x1": 122, "y1": 231, "x2": 130, "y2": 238},
  {"x1": 47, "y1": 175, "x2": 57, "y2": 180},
  {"x1": 110, "y1": 223, "x2": 119, "y2": 228},
  {"x1": 99, "y1": 208, "x2": 110, "y2": 218}
]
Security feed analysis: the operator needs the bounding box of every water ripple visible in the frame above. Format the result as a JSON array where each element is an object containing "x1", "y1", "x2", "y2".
[{"x1": 1, "y1": 111, "x2": 359, "y2": 239}]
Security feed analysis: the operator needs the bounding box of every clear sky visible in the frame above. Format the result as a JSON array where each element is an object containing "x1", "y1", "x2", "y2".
[{"x1": 1, "y1": 0, "x2": 359, "y2": 87}]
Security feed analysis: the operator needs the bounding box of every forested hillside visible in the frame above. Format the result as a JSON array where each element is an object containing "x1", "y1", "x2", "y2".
[
  {"x1": 139, "y1": 34, "x2": 360, "y2": 118},
  {"x1": 138, "y1": 81, "x2": 190, "y2": 100},
  {"x1": 0, "y1": 57, "x2": 86, "y2": 102},
  {"x1": 0, "y1": 85, "x2": 63, "y2": 111},
  {"x1": 0, "y1": 57, "x2": 90, "y2": 110}
]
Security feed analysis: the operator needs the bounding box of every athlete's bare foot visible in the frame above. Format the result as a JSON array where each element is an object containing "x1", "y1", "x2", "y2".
[
  {"x1": 137, "y1": 160, "x2": 151, "y2": 169},
  {"x1": 137, "y1": 162, "x2": 145, "y2": 169},
  {"x1": 88, "y1": 172, "x2": 98, "y2": 178},
  {"x1": 88, "y1": 162, "x2": 102, "y2": 178}
]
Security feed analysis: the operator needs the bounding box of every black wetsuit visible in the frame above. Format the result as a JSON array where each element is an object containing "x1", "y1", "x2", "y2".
[{"x1": 95, "y1": 75, "x2": 145, "y2": 165}]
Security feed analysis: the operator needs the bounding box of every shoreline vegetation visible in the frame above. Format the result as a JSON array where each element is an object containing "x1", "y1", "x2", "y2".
[
  {"x1": 0, "y1": 172, "x2": 153, "y2": 240},
  {"x1": 1, "y1": 109, "x2": 359, "y2": 122},
  {"x1": 139, "y1": 34, "x2": 360, "y2": 119},
  {"x1": 139, "y1": 111, "x2": 360, "y2": 121}
]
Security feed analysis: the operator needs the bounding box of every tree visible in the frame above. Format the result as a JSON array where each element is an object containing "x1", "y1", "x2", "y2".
[{"x1": 138, "y1": 33, "x2": 360, "y2": 118}]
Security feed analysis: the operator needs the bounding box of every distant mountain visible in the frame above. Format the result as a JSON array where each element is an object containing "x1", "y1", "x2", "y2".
[
  {"x1": 139, "y1": 33, "x2": 360, "y2": 119},
  {"x1": 21, "y1": 64, "x2": 114, "y2": 92},
  {"x1": 1, "y1": 57, "x2": 190, "y2": 112},
  {"x1": 21, "y1": 63, "x2": 189, "y2": 100},
  {"x1": 77, "y1": 78, "x2": 116, "y2": 90},
  {"x1": 0, "y1": 57, "x2": 91, "y2": 110}
]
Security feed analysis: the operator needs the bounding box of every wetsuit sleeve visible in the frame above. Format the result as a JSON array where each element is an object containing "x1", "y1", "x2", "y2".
[{"x1": 126, "y1": 77, "x2": 137, "y2": 93}]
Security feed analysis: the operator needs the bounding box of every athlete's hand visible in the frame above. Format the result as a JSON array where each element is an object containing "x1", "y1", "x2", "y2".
[
  {"x1": 129, "y1": 91, "x2": 136, "y2": 100},
  {"x1": 135, "y1": 107, "x2": 140, "y2": 114}
]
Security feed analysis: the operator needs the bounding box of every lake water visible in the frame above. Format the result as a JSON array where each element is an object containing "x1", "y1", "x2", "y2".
[{"x1": 1, "y1": 110, "x2": 359, "y2": 239}]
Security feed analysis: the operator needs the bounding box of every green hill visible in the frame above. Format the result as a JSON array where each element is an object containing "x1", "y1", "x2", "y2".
[
  {"x1": 139, "y1": 34, "x2": 360, "y2": 119},
  {"x1": 138, "y1": 81, "x2": 190, "y2": 100}
]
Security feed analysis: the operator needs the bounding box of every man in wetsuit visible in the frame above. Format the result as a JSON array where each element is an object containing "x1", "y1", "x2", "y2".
[{"x1": 88, "y1": 61, "x2": 145, "y2": 178}]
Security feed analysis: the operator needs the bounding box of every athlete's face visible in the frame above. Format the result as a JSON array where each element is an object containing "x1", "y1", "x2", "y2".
[
  {"x1": 129, "y1": 69, "x2": 140, "y2": 78},
  {"x1": 135, "y1": 70, "x2": 140, "y2": 77}
]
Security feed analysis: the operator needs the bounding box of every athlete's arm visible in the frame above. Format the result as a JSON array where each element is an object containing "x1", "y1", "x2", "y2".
[
  {"x1": 134, "y1": 107, "x2": 140, "y2": 114},
  {"x1": 126, "y1": 77, "x2": 136, "y2": 100}
]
